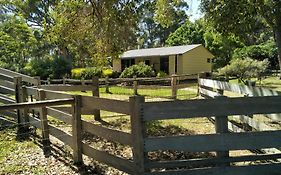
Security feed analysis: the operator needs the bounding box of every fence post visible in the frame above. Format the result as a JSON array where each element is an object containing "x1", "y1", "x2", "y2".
[
  {"x1": 72, "y1": 95, "x2": 83, "y2": 164},
  {"x1": 171, "y1": 74, "x2": 177, "y2": 100},
  {"x1": 38, "y1": 90, "x2": 51, "y2": 155},
  {"x1": 34, "y1": 76, "x2": 41, "y2": 88},
  {"x1": 214, "y1": 96, "x2": 229, "y2": 166},
  {"x1": 81, "y1": 77, "x2": 86, "y2": 92},
  {"x1": 47, "y1": 78, "x2": 51, "y2": 85},
  {"x1": 105, "y1": 76, "x2": 110, "y2": 93},
  {"x1": 133, "y1": 76, "x2": 138, "y2": 95},
  {"x1": 63, "y1": 77, "x2": 66, "y2": 85},
  {"x1": 14, "y1": 76, "x2": 28, "y2": 137},
  {"x1": 130, "y1": 96, "x2": 145, "y2": 174},
  {"x1": 92, "y1": 76, "x2": 101, "y2": 121}
]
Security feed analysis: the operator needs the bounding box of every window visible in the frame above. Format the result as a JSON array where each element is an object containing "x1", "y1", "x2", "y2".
[
  {"x1": 145, "y1": 60, "x2": 150, "y2": 65},
  {"x1": 212, "y1": 58, "x2": 215, "y2": 63},
  {"x1": 207, "y1": 58, "x2": 211, "y2": 63}
]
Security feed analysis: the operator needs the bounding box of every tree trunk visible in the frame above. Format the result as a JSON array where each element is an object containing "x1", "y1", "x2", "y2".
[{"x1": 274, "y1": 23, "x2": 281, "y2": 78}]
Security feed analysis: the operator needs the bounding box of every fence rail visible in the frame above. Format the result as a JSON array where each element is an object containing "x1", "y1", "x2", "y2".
[{"x1": 0, "y1": 68, "x2": 281, "y2": 175}]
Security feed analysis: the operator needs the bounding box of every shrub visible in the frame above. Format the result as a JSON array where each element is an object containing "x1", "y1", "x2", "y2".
[
  {"x1": 81, "y1": 67, "x2": 103, "y2": 79},
  {"x1": 232, "y1": 41, "x2": 278, "y2": 69},
  {"x1": 102, "y1": 68, "x2": 113, "y2": 77},
  {"x1": 157, "y1": 71, "x2": 168, "y2": 77},
  {"x1": 71, "y1": 67, "x2": 103, "y2": 79},
  {"x1": 218, "y1": 57, "x2": 269, "y2": 84},
  {"x1": 24, "y1": 55, "x2": 72, "y2": 79},
  {"x1": 71, "y1": 68, "x2": 85, "y2": 79},
  {"x1": 120, "y1": 62, "x2": 155, "y2": 78},
  {"x1": 50, "y1": 56, "x2": 72, "y2": 79}
]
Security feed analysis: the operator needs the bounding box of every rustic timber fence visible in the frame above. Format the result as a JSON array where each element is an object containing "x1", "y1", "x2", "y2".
[
  {"x1": 1, "y1": 68, "x2": 281, "y2": 174},
  {"x1": 40, "y1": 73, "x2": 198, "y2": 100}
]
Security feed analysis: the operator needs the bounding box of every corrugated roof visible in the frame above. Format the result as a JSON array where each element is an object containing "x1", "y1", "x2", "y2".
[{"x1": 121, "y1": 44, "x2": 202, "y2": 59}]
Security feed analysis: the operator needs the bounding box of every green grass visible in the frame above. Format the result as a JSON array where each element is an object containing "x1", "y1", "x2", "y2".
[{"x1": 68, "y1": 85, "x2": 198, "y2": 100}]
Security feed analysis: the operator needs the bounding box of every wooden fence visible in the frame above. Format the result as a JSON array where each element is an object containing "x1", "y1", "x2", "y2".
[
  {"x1": 0, "y1": 68, "x2": 281, "y2": 174},
  {"x1": 40, "y1": 74, "x2": 198, "y2": 100}
]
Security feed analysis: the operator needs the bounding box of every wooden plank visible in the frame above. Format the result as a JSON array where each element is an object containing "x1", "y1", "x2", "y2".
[
  {"x1": 92, "y1": 76, "x2": 101, "y2": 121},
  {"x1": 44, "y1": 90, "x2": 73, "y2": 100},
  {"x1": 199, "y1": 78, "x2": 281, "y2": 96},
  {"x1": 0, "y1": 96, "x2": 15, "y2": 104},
  {"x1": 0, "y1": 80, "x2": 14, "y2": 89},
  {"x1": 144, "y1": 130, "x2": 281, "y2": 152},
  {"x1": 0, "y1": 68, "x2": 38, "y2": 84},
  {"x1": 28, "y1": 115, "x2": 41, "y2": 129},
  {"x1": 82, "y1": 96, "x2": 130, "y2": 114},
  {"x1": 50, "y1": 106, "x2": 72, "y2": 114},
  {"x1": 38, "y1": 90, "x2": 50, "y2": 155},
  {"x1": 46, "y1": 107, "x2": 72, "y2": 124},
  {"x1": 72, "y1": 95, "x2": 82, "y2": 164},
  {"x1": 146, "y1": 153, "x2": 281, "y2": 169},
  {"x1": 129, "y1": 96, "x2": 146, "y2": 174},
  {"x1": 81, "y1": 120, "x2": 132, "y2": 146},
  {"x1": 214, "y1": 96, "x2": 229, "y2": 165},
  {"x1": 0, "y1": 85, "x2": 15, "y2": 95},
  {"x1": 142, "y1": 96, "x2": 281, "y2": 121},
  {"x1": 0, "y1": 110, "x2": 17, "y2": 119},
  {"x1": 144, "y1": 163, "x2": 281, "y2": 175},
  {"x1": 26, "y1": 87, "x2": 38, "y2": 98},
  {"x1": 233, "y1": 115, "x2": 275, "y2": 131},
  {"x1": 0, "y1": 98, "x2": 74, "y2": 111},
  {"x1": 199, "y1": 87, "x2": 221, "y2": 98},
  {"x1": 48, "y1": 124, "x2": 73, "y2": 147},
  {"x1": 0, "y1": 73, "x2": 14, "y2": 82},
  {"x1": 82, "y1": 143, "x2": 135, "y2": 174},
  {"x1": 41, "y1": 85, "x2": 95, "y2": 91}
]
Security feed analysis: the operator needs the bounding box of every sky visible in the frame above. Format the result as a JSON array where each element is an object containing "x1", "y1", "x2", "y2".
[{"x1": 187, "y1": 0, "x2": 203, "y2": 22}]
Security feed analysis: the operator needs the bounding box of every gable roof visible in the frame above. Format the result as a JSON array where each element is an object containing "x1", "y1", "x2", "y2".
[{"x1": 121, "y1": 44, "x2": 202, "y2": 59}]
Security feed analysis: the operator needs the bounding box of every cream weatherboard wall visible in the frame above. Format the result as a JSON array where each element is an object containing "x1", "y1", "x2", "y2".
[
  {"x1": 113, "y1": 58, "x2": 121, "y2": 72},
  {"x1": 135, "y1": 57, "x2": 161, "y2": 72},
  {"x1": 181, "y1": 45, "x2": 213, "y2": 74}
]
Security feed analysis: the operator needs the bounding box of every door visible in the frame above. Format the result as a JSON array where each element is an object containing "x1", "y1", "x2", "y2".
[{"x1": 160, "y1": 56, "x2": 169, "y2": 74}]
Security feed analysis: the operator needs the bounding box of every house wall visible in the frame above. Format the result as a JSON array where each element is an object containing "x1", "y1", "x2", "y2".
[
  {"x1": 113, "y1": 58, "x2": 121, "y2": 72},
  {"x1": 169, "y1": 55, "x2": 176, "y2": 75},
  {"x1": 135, "y1": 57, "x2": 160, "y2": 72},
  {"x1": 177, "y1": 55, "x2": 183, "y2": 74},
  {"x1": 182, "y1": 46, "x2": 213, "y2": 74}
]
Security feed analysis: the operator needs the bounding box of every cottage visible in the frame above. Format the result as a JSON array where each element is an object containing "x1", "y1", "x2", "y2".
[{"x1": 113, "y1": 44, "x2": 215, "y2": 75}]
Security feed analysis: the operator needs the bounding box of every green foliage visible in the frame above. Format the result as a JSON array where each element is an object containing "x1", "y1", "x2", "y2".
[
  {"x1": 24, "y1": 57, "x2": 52, "y2": 79},
  {"x1": 50, "y1": 55, "x2": 72, "y2": 79},
  {"x1": 157, "y1": 71, "x2": 168, "y2": 77},
  {"x1": 102, "y1": 69, "x2": 113, "y2": 77},
  {"x1": 0, "y1": 15, "x2": 37, "y2": 72},
  {"x1": 71, "y1": 67, "x2": 103, "y2": 79},
  {"x1": 120, "y1": 62, "x2": 155, "y2": 78},
  {"x1": 24, "y1": 55, "x2": 71, "y2": 79},
  {"x1": 138, "y1": 0, "x2": 188, "y2": 48},
  {"x1": 166, "y1": 20, "x2": 205, "y2": 46},
  {"x1": 200, "y1": 0, "x2": 281, "y2": 71},
  {"x1": 204, "y1": 28, "x2": 244, "y2": 69},
  {"x1": 232, "y1": 41, "x2": 278, "y2": 69},
  {"x1": 218, "y1": 58, "x2": 269, "y2": 83}
]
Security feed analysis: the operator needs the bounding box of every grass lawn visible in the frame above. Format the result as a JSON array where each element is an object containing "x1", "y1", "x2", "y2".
[{"x1": 68, "y1": 85, "x2": 198, "y2": 101}]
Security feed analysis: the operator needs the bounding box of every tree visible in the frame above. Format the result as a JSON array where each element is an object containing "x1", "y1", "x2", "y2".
[
  {"x1": 218, "y1": 58, "x2": 269, "y2": 84},
  {"x1": 1, "y1": 0, "x2": 188, "y2": 71},
  {"x1": 166, "y1": 19, "x2": 244, "y2": 69},
  {"x1": 0, "y1": 15, "x2": 37, "y2": 71},
  {"x1": 201, "y1": 0, "x2": 281, "y2": 75},
  {"x1": 232, "y1": 40, "x2": 278, "y2": 70},
  {"x1": 165, "y1": 20, "x2": 205, "y2": 46},
  {"x1": 138, "y1": 0, "x2": 188, "y2": 48}
]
